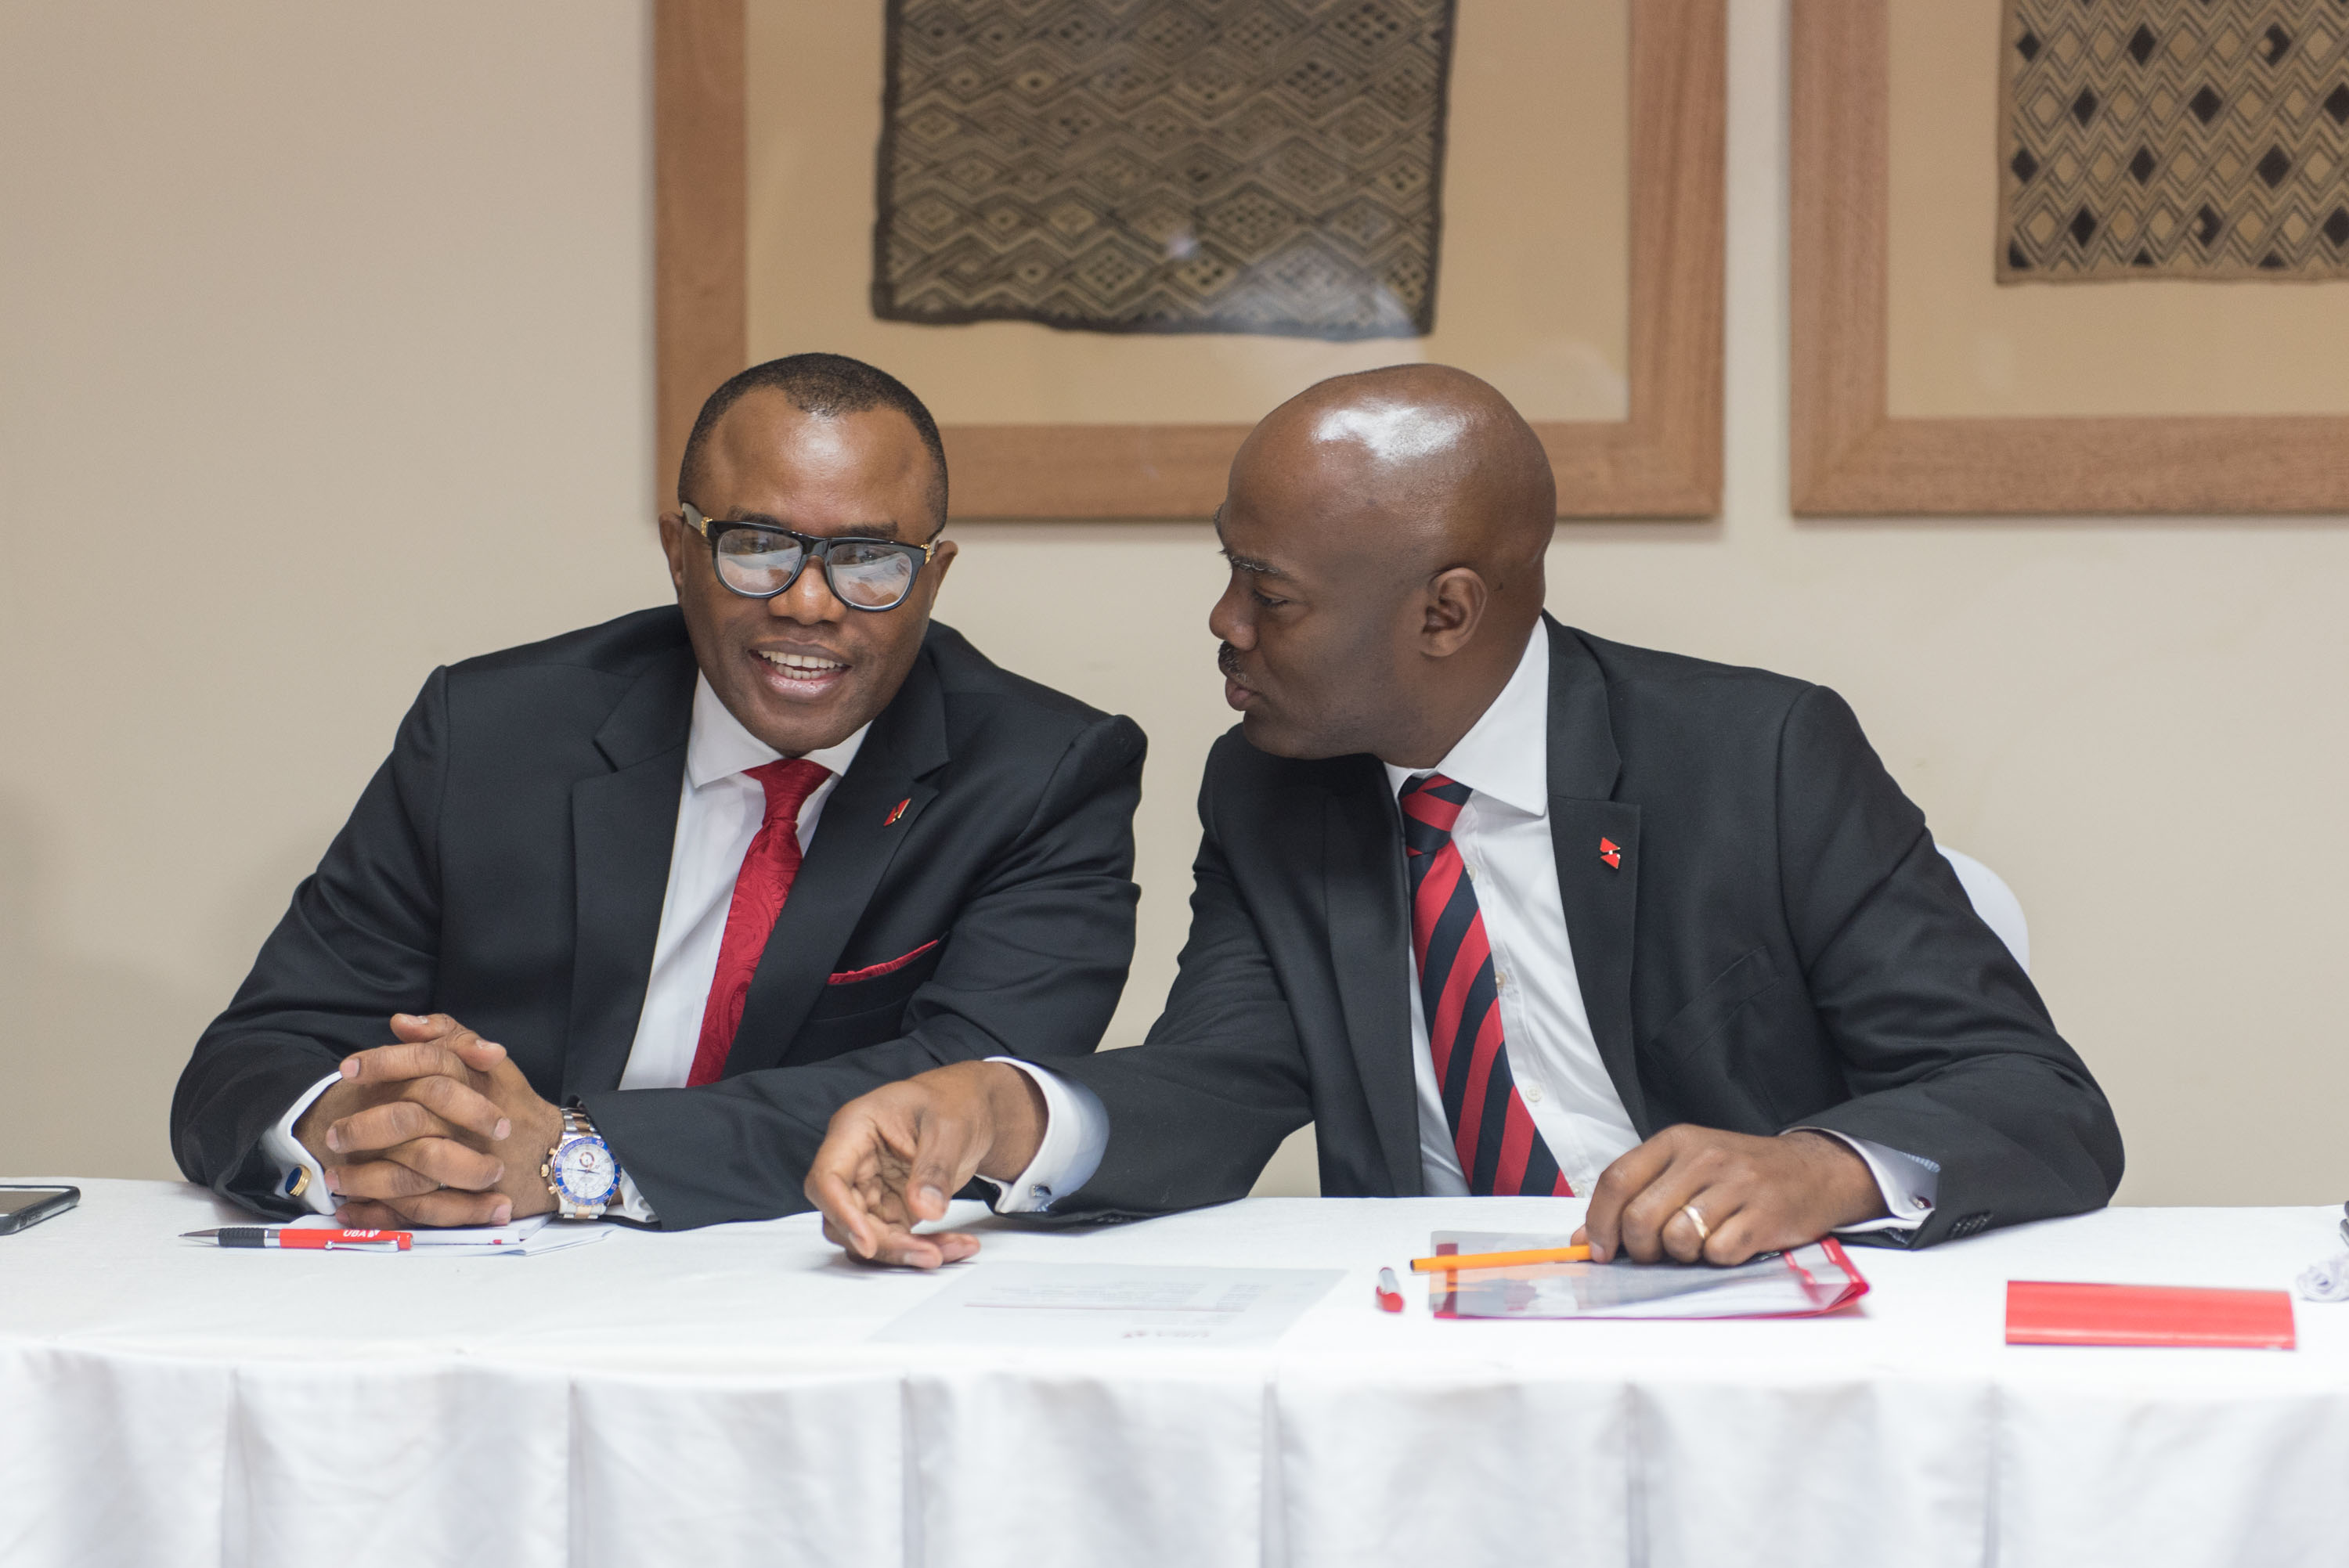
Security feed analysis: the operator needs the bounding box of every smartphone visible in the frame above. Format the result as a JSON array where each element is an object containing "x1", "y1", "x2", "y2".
[{"x1": 0, "y1": 1185, "x2": 78, "y2": 1235}]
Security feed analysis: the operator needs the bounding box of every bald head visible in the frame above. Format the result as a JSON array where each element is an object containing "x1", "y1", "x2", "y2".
[
  {"x1": 1239, "y1": 363, "x2": 1554, "y2": 606},
  {"x1": 1211, "y1": 366, "x2": 1558, "y2": 766}
]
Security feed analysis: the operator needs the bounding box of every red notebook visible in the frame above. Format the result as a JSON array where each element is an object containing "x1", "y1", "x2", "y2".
[{"x1": 2005, "y1": 1280, "x2": 2296, "y2": 1350}]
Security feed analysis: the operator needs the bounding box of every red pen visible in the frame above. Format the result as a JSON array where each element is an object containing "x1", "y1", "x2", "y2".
[{"x1": 182, "y1": 1227, "x2": 411, "y2": 1251}]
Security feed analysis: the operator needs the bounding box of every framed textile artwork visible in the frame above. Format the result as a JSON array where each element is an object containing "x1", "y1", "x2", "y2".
[
  {"x1": 873, "y1": 0, "x2": 1456, "y2": 339},
  {"x1": 658, "y1": 0, "x2": 1723, "y2": 519},
  {"x1": 1793, "y1": 0, "x2": 2349, "y2": 515},
  {"x1": 1998, "y1": 0, "x2": 2349, "y2": 279}
]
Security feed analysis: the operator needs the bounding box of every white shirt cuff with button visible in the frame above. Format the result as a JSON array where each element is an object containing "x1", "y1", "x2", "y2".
[
  {"x1": 977, "y1": 1057, "x2": 1108, "y2": 1213},
  {"x1": 262, "y1": 1072, "x2": 341, "y2": 1216},
  {"x1": 263, "y1": 1072, "x2": 656, "y2": 1224},
  {"x1": 984, "y1": 1065, "x2": 1938, "y2": 1235},
  {"x1": 1798, "y1": 1129, "x2": 1938, "y2": 1235}
]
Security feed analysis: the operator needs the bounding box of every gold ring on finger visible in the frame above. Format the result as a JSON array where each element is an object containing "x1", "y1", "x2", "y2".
[{"x1": 1680, "y1": 1203, "x2": 1711, "y2": 1245}]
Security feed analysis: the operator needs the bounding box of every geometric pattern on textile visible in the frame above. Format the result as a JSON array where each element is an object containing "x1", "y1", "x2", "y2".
[
  {"x1": 1399, "y1": 773, "x2": 1572, "y2": 1199},
  {"x1": 873, "y1": 0, "x2": 1456, "y2": 337},
  {"x1": 2001, "y1": 0, "x2": 2349, "y2": 279}
]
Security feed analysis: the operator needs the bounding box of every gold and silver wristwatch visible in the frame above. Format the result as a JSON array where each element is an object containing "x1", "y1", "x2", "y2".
[{"x1": 539, "y1": 1105, "x2": 619, "y2": 1220}]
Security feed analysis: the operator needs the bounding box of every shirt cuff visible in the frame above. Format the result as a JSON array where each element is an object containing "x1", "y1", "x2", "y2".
[
  {"x1": 980, "y1": 1057, "x2": 1108, "y2": 1213},
  {"x1": 1793, "y1": 1128, "x2": 1939, "y2": 1235},
  {"x1": 604, "y1": 1168, "x2": 658, "y2": 1224},
  {"x1": 262, "y1": 1072, "x2": 341, "y2": 1216}
]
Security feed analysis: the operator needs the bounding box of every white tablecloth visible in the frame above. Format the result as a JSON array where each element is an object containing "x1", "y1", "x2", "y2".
[{"x1": 2, "y1": 1180, "x2": 2342, "y2": 1567}]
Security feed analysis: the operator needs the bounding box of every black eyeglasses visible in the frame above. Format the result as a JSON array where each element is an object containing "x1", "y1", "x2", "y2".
[{"x1": 683, "y1": 503, "x2": 939, "y2": 612}]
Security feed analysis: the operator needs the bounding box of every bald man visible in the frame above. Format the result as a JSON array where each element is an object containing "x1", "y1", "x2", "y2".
[{"x1": 806, "y1": 366, "x2": 2123, "y2": 1267}]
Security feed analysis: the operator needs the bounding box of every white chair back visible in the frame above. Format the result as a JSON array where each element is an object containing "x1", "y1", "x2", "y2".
[{"x1": 1936, "y1": 845, "x2": 2030, "y2": 975}]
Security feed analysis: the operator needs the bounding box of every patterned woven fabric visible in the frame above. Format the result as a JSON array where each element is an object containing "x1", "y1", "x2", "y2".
[
  {"x1": 872, "y1": 0, "x2": 1456, "y2": 338},
  {"x1": 2001, "y1": 0, "x2": 2349, "y2": 279}
]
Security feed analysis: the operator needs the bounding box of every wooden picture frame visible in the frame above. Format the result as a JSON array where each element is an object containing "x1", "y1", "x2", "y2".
[
  {"x1": 1791, "y1": 0, "x2": 2349, "y2": 515},
  {"x1": 657, "y1": 0, "x2": 1723, "y2": 520}
]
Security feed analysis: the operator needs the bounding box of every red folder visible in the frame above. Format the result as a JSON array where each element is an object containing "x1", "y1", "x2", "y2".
[{"x1": 2005, "y1": 1280, "x2": 2296, "y2": 1350}]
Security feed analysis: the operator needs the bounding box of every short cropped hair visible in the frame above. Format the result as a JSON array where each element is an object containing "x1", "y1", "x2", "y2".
[{"x1": 679, "y1": 352, "x2": 948, "y2": 528}]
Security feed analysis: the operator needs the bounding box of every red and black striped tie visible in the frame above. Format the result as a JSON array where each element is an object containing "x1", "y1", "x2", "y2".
[{"x1": 1400, "y1": 773, "x2": 1573, "y2": 1197}]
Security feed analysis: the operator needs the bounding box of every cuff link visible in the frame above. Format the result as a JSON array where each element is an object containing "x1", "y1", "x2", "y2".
[{"x1": 281, "y1": 1164, "x2": 311, "y2": 1202}]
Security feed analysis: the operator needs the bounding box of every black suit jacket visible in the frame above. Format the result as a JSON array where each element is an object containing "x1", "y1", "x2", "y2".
[
  {"x1": 1055, "y1": 618, "x2": 2122, "y2": 1247},
  {"x1": 171, "y1": 607, "x2": 1145, "y2": 1228}
]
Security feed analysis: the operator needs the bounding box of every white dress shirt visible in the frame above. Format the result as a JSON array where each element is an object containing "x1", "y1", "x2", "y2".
[
  {"x1": 1001, "y1": 631, "x2": 1936, "y2": 1235},
  {"x1": 264, "y1": 673, "x2": 871, "y2": 1223},
  {"x1": 618, "y1": 676, "x2": 868, "y2": 1088}
]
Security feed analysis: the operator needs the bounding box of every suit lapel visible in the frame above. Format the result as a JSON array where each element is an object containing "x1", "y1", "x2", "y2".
[
  {"x1": 564, "y1": 648, "x2": 697, "y2": 1098},
  {"x1": 1543, "y1": 618, "x2": 1649, "y2": 1134},
  {"x1": 1322, "y1": 759, "x2": 1424, "y2": 1196},
  {"x1": 721, "y1": 650, "x2": 950, "y2": 1076}
]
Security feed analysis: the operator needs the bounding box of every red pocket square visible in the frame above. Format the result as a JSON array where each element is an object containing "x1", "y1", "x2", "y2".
[{"x1": 828, "y1": 939, "x2": 940, "y2": 986}]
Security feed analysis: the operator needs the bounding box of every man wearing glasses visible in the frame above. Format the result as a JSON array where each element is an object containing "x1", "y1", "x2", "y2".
[{"x1": 171, "y1": 353, "x2": 1146, "y2": 1230}]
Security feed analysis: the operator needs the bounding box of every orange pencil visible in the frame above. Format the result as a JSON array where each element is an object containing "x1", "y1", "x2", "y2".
[{"x1": 1409, "y1": 1244, "x2": 1593, "y2": 1274}]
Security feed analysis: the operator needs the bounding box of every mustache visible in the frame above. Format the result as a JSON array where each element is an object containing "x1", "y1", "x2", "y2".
[{"x1": 1217, "y1": 642, "x2": 1245, "y2": 680}]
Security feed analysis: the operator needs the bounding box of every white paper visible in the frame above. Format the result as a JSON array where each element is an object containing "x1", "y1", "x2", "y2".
[{"x1": 875, "y1": 1263, "x2": 1343, "y2": 1348}]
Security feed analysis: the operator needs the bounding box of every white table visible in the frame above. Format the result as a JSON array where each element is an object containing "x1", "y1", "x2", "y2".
[{"x1": 3, "y1": 1181, "x2": 2343, "y2": 1568}]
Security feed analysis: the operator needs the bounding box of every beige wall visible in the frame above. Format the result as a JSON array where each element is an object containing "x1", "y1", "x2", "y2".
[
  {"x1": 5, "y1": 1, "x2": 2345, "y2": 1207},
  {"x1": 0, "y1": 2, "x2": 666, "y2": 1178}
]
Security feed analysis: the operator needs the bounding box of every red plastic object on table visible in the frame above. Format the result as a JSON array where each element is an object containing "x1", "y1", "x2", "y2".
[{"x1": 2004, "y1": 1280, "x2": 2296, "y2": 1350}]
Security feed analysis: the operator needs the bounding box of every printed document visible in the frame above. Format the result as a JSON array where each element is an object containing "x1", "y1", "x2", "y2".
[{"x1": 876, "y1": 1263, "x2": 1344, "y2": 1347}]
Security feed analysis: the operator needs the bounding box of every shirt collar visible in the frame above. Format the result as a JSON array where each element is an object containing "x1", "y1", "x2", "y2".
[
  {"x1": 1381, "y1": 625, "x2": 1550, "y2": 817},
  {"x1": 685, "y1": 672, "x2": 871, "y2": 790}
]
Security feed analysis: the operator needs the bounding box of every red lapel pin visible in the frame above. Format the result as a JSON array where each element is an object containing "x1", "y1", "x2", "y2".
[
  {"x1": 883, "y1": 798, "x2": 909, "y2": 827},
  {"x1": 1599, "y1": 837, "x2": 1622, "y2": 870}
]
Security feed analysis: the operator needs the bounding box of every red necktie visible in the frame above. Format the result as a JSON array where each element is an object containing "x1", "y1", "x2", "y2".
[
  {"x1": 1401, "y1": 773, "x2": 1572, "y2": 1196},
  {"x1": 685, "y1": 758, "x2": 832, "y2": 1087}
]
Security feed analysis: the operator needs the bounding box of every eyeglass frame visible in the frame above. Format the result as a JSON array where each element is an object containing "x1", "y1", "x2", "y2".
[{"x1": 680, "y1": 501, "x2": 942, "y2": 612}]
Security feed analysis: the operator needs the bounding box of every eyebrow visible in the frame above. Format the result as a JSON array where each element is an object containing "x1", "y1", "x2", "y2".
[
  {"x1": 721, "y1": 510, "x2": 902, "y2": 542},
  {"x1": 1220, "y1": 546, "x2": 1288, "y2": 580},
  {"x1": 1211, "y1": 504, "x2": 1294, "y2": 581}
]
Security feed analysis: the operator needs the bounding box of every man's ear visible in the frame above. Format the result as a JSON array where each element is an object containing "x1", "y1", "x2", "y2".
[
  {"x1": 656, "y1": 511, "x2": 692, "y2": 595},
  {"x1": 1420, "y1": 566, "x2": 1488, "y2": 657}
]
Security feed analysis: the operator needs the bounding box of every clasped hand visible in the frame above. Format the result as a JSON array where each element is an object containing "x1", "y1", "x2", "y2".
[
  {"x1": 293, "y1": 1014, "x2": 565, "y2": 1227},
  {"x1": 803, "y1": 1060, "x2": 1047, "y2": 1268}
]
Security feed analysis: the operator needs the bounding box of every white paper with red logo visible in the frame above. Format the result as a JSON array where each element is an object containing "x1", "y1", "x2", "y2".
[{"x1": 1428, "y1": 1231, "x2": 1869, "y2": 1320}]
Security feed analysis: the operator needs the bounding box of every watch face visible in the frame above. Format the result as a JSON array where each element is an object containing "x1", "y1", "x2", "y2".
[{"x1": 553, "y1": 1136, "x2": 618, "y2": 1204}]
